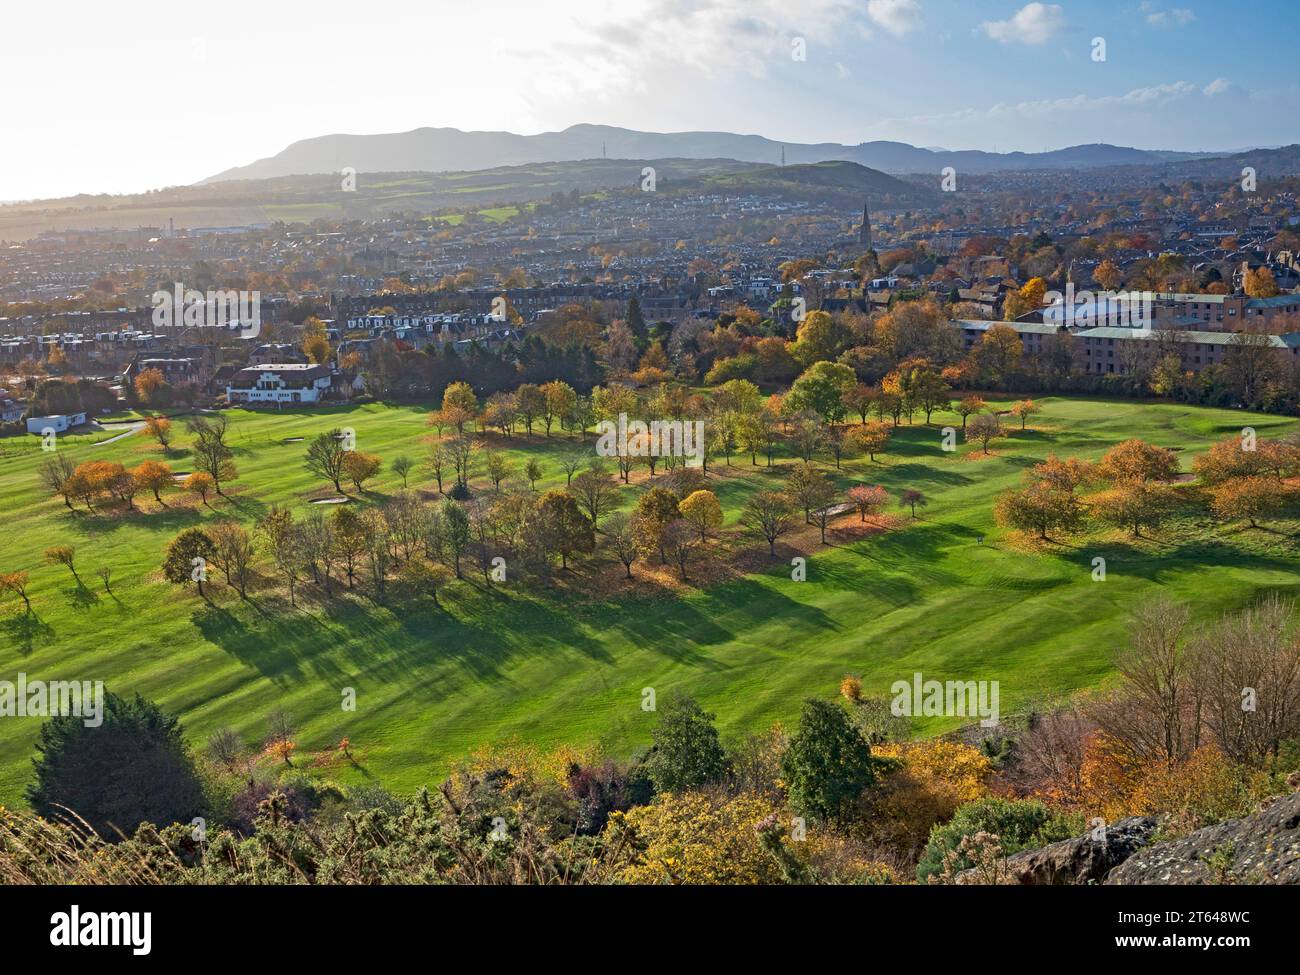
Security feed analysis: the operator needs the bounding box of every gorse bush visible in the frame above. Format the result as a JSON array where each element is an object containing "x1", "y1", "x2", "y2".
[{"x1": 916, "y1": 797, "x2": 1079, "y2": 883}]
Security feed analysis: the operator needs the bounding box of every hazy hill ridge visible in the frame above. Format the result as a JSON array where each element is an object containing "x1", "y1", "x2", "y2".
[
  {"x1": 202, "y1": 123, "x2": 1226, "y2": 183},
  {"x1": 0, "y1": 157, "x2": 930, "y2": 240}
]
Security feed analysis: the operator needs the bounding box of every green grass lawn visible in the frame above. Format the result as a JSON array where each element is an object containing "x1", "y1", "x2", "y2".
[
  {"x1": 1, "y1": 396, "x2": 1297, "y2": 807},
  {"x1": 431, "y1": 206, "x2": 520, "y2": 226}
]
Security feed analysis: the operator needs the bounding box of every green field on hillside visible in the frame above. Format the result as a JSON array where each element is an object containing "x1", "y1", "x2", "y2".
[{"x1": 1, "y1": 396, "x2": 1298, "y2": 807}]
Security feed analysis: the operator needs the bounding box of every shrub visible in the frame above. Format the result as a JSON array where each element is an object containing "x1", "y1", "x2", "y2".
[
  {"x1": 567, "y1": 760, "x2": 653, "y2": 835},
  {"x1": 1128, "y1": 745, "x2": 1269, "y2": 834},
  {"x1": 782, "y1": 699, "x2": 876, "y2": 823},
  {"x1": 868, "y1": 740, "x2": 994, "y2": 854},
  {"x1": 643, "y1": 693, "x2": 728, "y2": 794},
  {"x1": 916, "y1": 797, "x2": 1077, "y2": 882},
  {"x1": 614, "y1": 792, "x2": 785, "y2": 885},
  {"x1": 26, "y1": 692, "x2": 206, "y2": 841}
]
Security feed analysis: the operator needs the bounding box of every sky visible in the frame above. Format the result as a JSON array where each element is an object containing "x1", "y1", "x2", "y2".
[{"x1": 3, "y1": 0, "x2": 1297, "y2": 201}]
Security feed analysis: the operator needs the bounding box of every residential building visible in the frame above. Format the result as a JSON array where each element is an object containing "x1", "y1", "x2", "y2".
[
  {"x1": 26, "y1": 412, "x2": 86, "y2": 434},
  {"x1": 225, "y1": 364, "x2": 333, "y2": 405}
]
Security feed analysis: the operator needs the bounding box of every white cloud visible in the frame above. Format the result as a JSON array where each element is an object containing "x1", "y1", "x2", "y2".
[
  {"x1": 863, "y1": 78, "x2": 1292, "y2": 153},
  {"x1": 1115, "y1": 80, "x2": 1199, "y2": 103},
  {"x1": 981, "y1": 3, "x2": 1065, "y2": 45},
  {"x1": 871, "y1": 81, "x2": 1186, "y2": 129},
  {"x1": 866, "y1": 0, "x2": 922, "y2": 36},
  {"x1": 1143, "y1": 4, "x2": 1196, "y2": 28},
  {"x1": 562, "y1": 0, "x2": 873, "y2": 84}
]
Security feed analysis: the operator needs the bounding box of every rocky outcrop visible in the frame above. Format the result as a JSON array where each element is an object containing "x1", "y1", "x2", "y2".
[
  {"x1": 954, "y1": 792, "x2": 1300, "y2": 885},
  {"x1": 1106, "y1": 791, "x2": 1300, "y2": 885},
  {"x1": 955, "y1": 817, "x2": 1157, "y2": 885}
]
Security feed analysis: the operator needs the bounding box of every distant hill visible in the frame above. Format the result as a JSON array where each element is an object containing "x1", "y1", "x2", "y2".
[
  {"x1": 0, "y1": 158, "x2": 918, "y2": 241},
  {"x1": 201, "y1": 123, "x2": 1226, "y2": 183},
  {"x1": 689, "y1": 160, "x2": 935, "y2": 208},
  {"x1": 1113, "y1": 144, "x2": 1300, "y2": 180}
]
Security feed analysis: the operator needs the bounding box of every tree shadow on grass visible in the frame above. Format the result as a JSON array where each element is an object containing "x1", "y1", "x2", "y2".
[
  {"x1": 192, "y1": 600, "x2": 350, "y2": 688},
  {"x1": 1220, "y1": 522, "x2": 1291, "y2": 538},
  {"x1": 867, "y1": 520, "x2": 980, "y2": 561},
  {"x1": 70, "y1": 504, "x2": 203, "y2": 539},
  {"x1": 188, "y1": 580, "x2": 612, "y2": 692},
  {"x1": 390, "y1": 579, "x2": 617, "y2": 679},
  {"x1": 1050, "y1": 433, "x2": 1119, "y2": 455},
  {"x1": 216, "y1": 493, "x2": 269, "y2": 521},
  {"x1": 63, "y1": 584, "x2": 99, "y2": 609},
  {"x1": 879, "y1": 462, "x2": 975, "y2": 489},
  {"x1": 595, "y1": 575, "x2": 841, "y2": 668},
  {"x1": 1053, "y1": 532, "x2": 1300, "y2": 588},
  {"x1": 808, "y1": 553, "x2": 928, "y2": 602},
  {"x1": 885, "y1": 427, "x2": 947, "y2": 456},
  {"x1": 1007, "y1": 428, "x2": 1052, "y2": 442},
  {"x1": 1000, "y1": 453, "x2": 1041, "y2": 471},
  {"x1": 1, "y1": 612, "x2": 55, "y2": 656}
]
